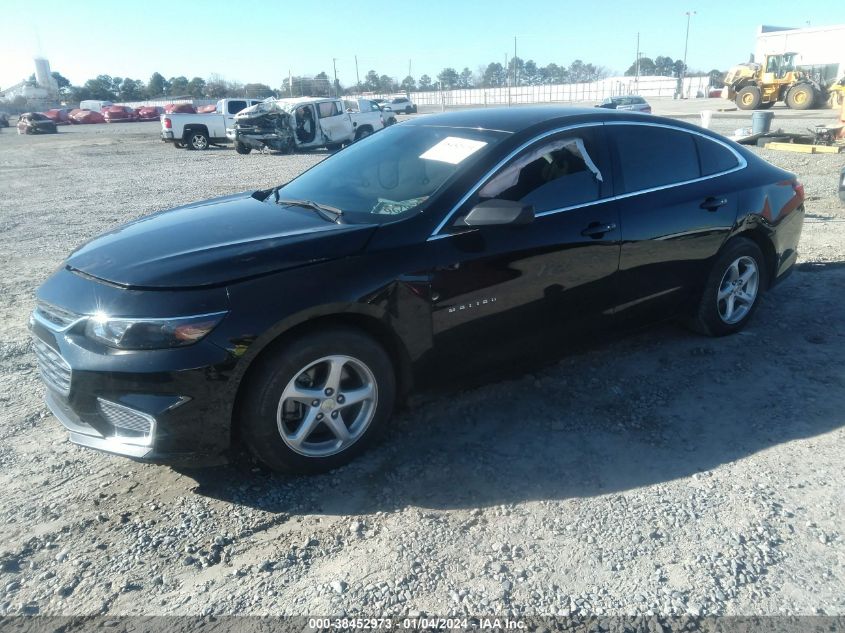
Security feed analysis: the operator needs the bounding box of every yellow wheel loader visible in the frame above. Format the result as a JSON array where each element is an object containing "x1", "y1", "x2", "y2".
[{"x1": 724, "y1": 52, "x2": 823, "y2": 110}]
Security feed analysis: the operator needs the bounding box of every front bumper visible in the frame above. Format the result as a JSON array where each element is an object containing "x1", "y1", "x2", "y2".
[{"x1": 30, "y1": 287, "x2": 235, "y2": 465}]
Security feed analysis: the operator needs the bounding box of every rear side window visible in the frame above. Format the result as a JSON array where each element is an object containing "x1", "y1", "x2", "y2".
[
  {"x1": 318, "y1": 101, "x2": 341, "y2": 118},
  {"x1": 695, "y1": 136, "x2": 740, "y2": 176},
  {"x1": 227, "y1": 100, "x2": 247, "y2": 114},
  {"x1": 478, "y1": 126, "x2": 607, "y2": 213},
  {"x1": 614, "y1": 125, "x2": 699, "y2": 193}
]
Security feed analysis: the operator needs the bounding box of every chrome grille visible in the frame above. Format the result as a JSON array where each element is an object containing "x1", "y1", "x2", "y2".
[
  {"x1": 32, "y1": 338, "x2": 72, "y2": 396},
  {"x1": 35, "y1": 302, "x2": 82, "y2": 330},
  {"x1": 97, "y1": 399, "x2": 154, "y2": 437}
]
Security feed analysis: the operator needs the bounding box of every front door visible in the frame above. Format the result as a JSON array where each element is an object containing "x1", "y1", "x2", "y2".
[{"x1": 427, "y1": 125, "x2": 621, "y2": 378}]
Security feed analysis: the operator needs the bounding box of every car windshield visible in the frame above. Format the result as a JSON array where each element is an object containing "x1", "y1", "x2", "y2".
[{"x1": 273, "y1": 125, "x2": 508, "y2": 222}]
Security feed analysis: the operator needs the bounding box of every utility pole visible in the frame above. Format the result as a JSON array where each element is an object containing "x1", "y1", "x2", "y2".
[
  {"x1": 514, "y1": 36, "x2": 518, "y2": 88},
  {"x1": 354, "y1": 55, "x2": 360, "y2": 92},
  {"x1": 635, "y1": 32, "x2": 640, "y2": 89},
  {"x1": 681, "y1": 10, "x2": 696, "y2": 98},
  {"x1": 332, "y1": 58, "x2": 338, "y2": 97},
  {"x1": 505, "y1": 52, "x2": 510, "y2": 107}
]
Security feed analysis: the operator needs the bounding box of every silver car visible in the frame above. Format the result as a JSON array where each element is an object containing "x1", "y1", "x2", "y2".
[{"x1": 596, "y1": 95, "x2": 652, "y2": 114}]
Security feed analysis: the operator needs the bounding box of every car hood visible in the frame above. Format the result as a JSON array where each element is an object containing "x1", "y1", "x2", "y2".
[{"x1": 66, "y1": 192, "x2": 378, "y2": 288}]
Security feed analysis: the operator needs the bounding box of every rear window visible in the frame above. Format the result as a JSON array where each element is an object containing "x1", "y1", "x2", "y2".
[
  {"x1": 614, "y1": 125, "x2": 700, "y2": 193},
  {"x1": 227, "y1": 100, "x2": 247, "y2": 114},
  {"x1": 695, "y1": 136, "x2": 740, "y2": 176}
]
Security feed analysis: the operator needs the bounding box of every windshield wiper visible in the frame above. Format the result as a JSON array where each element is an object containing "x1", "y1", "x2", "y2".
[{"x1": 273, "y1": 189, "x2": 344, "y2": 223}]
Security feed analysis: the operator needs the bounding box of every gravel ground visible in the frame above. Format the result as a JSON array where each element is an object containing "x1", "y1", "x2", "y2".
[{"x1": 0, "y1": 112, "x2": 843, "y2": 619}]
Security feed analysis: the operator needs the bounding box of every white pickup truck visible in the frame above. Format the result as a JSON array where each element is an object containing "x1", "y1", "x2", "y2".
[
  {"x1": 230, "y1": 97, "x2": 386, "y2": 154},
  {"x1": 160, "y1": 98, "x2": 262, "y2": 150}
]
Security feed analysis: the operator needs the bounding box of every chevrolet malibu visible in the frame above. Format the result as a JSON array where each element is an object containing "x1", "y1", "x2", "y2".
[{"x1": 31, "y1": 107, "x2": 804, "y2": 473}]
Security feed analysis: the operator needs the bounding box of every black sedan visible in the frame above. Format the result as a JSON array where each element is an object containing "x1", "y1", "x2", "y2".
[
  {"x1": 17, "y1": 112, "x2": 58, "y2": 135},
  {"x1": 31, "y1": 107, "x2": 805, "y2": 473}
]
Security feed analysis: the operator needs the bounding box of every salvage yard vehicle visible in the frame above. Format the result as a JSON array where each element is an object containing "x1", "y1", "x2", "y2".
[
  {"x1": 136, "y1": 106, "x2": 163, "y2": 121},
  {"x1": 68, "y1": 109, "x2": 105, "y2": 124},
  {"x1": 43, "y1": 108, "x2": 71, "y2": 125},
  {"x1": 231, "y1": 97, "x2": 379, "y2": 154},
  {"x1": 161, "y1": 98, "x2": 262, "y2": 150},
  {"x1": 596, "y1": 95, "x2": 652, "y2": 113},
  {"x1": 344, "y1": 97, "x2": 394, "y2": 127},
  {"x1": 79, "y1": 99, "x2": 112, "y2": 112},
  {"x1": 31, "y1": 107, "x2": 805, "y2": 473},
  {"x1": 103, "y1": 106, "x2": 139, "y2": 123},
  {"x1": 382, "y1": 95, "x2": 417, "y2": 114},
  {"x1": 17, "y1": 112, "x2": 57, "y2": 134}
]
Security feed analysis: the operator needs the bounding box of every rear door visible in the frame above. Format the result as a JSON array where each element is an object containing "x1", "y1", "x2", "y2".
[
  {"x1": 608, "y1": 122, "x2": 743, "y2": 321},
  {"x1": 429, "y1": 124, "x2": 621, "y2": 367},
  {"x1": 316, "y1": 100, "x2": 353, "y2": 142}
]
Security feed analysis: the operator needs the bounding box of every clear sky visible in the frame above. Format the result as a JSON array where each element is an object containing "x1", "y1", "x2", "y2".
[{"x1": 1, "y1": 0, "x2": 841, "y2": 90}]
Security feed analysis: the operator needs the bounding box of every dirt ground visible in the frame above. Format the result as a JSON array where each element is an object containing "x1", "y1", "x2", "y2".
[{"x1": 0, "y1": 108, "x2": 843, "y2": 619}]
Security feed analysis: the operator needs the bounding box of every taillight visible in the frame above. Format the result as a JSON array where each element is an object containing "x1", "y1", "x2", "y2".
[
  {"x1": 793, "y1": 181, "x2": 804, "y2": 200},
  {"x1": 163, "y1": 118, "x2": 172, "y2": 129}
]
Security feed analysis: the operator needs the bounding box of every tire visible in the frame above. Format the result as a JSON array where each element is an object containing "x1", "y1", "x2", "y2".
[
  {"x1": 235, "y1": 141, "x2": 251, "y2": 155},
  {"x1": 239, "y1": 327, "x2": 396, "y2": 474},
  {"x1": 785, "y1": 84, "x2": 815, "y2": 110},
  {"x1": 185, "y1": 130, "x2": 209, "y2": 150},
  {"x1": 405, "y1": 106, "x2": 412, "y2": 114},
  {"x1": 736, "y1": 86, "x2": 762, "y2": 110},
  {"x1": 354, "y1": 126, "x2": 372, "y2": 141},
  {"x1": 688, "y1": 237, "x2": 768, "y2": 337}
]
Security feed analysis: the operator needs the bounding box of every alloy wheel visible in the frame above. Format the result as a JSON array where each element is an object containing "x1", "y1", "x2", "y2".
[
  {"x1": 276, "y1": 355, "x2": 378, "y2": 457},
  {"x1": 717, "y1": 255, "x2": 759, "y2": 324},
  {"x1": 191, "y1": 134, "x2": 208, "y2": 150}
]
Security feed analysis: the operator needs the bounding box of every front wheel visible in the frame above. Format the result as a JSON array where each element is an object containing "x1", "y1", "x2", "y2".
[
  {"x1": 736, "y1": 86, "x2": 762, "y2": 110},
  {"x1": 688, "y1": 237, "x2": 768, "y2": 337},
  {"x1": 239, "y1": 327, "x2": 396, "y2": 474},
  {"x1": 235, "y1": 141, "x2": 251, "y2": 154}
]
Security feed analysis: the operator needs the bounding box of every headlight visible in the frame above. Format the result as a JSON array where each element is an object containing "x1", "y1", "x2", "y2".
[{"x1": 84, "y1": 311, "x2": 228, "y2": 350}]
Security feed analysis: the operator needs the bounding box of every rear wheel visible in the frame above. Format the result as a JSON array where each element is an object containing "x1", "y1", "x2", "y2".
[
  {"x1": 786, "y1": 84, "x2": 815, "y2": 110},
  {"x1": 239, "y1": 327, "x2": 396, "y2": 474},
  {"x1": 185, "y1": 130, "x2": 209, "y2": 150},
  {"x1": 354, "y1": 126, "x2": 372, "y2": 141},
  {"x1": 235, "y1": 141, "x2": 251, "y2": 154},
  {"x1": 688, "y1": 237, "x2": 767, "y2": 337},
  {"x1": 736, "y1": 86, "x2": 762, "y2": 110}
]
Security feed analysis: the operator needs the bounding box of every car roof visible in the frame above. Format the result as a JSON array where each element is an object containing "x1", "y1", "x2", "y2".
[{"x1": 403, "y1": 105, "x2": 613, "y2": 133}]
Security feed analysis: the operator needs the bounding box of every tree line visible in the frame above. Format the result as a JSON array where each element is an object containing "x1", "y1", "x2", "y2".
[{"x1": 7, "y1": 56, "x2": 724, "y2": 107}]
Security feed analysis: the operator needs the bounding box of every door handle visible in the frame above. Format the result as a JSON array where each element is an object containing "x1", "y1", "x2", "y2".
[
  {"x1": 581, "y1": 222, "x2": 617, "y2": 238},
  {"x1": 701, "y1": 196, "x2": 728, "y2": 211}
]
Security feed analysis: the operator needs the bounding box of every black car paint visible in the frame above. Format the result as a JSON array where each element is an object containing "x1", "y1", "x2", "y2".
[{"x1": 33, "y1": 107, "x2": 804, "y2": 464}]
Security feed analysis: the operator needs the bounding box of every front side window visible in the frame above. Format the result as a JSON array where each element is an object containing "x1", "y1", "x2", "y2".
[
  {"x1": 613, "y1": 125, "x2": 700, "y2": 193},
  {"x1": 476, "y1": 127, "x2": 607, "y2": 213}
]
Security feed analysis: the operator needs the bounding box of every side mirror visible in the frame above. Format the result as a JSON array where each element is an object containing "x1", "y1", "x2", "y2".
[{"x1": 463, "y1": 199, "x2": 534, "y2": 227}]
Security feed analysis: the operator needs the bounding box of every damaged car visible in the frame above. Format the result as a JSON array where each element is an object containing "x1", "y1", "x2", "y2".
[
  {"x1": 231, "y1": 97, "x2": 380, "y2": 154},
  {"x1": 17, "y1": 112, "x2": 58, "y2": 134}
]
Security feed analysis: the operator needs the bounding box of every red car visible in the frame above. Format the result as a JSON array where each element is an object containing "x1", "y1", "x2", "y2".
[
  {"x1": 164, "y1": 103, "x2": 196, "y2": 114},
  {"x1": 68, "y1": 109, "x2": 105, "y2": 124},
  {"x1": 103, "y1": 106, "x2": 139, "y2": 123},
  {"x1": 42, "y1": 108, "x2": 70, "y2": 125},
  {"x1": 136, "y1": 106, "x2": 164, "y2": 121},
  {"x1": 196, "y1": 104, "x2": 217, "y2": 113}
]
